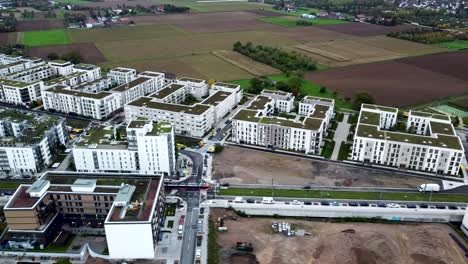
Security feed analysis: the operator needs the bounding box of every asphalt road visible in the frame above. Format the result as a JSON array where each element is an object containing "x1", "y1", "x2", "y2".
[
  {"x1": 178, "y1": 149, "x2": 204, "y2": 263},
  {"x1": 212, "y1": 122, "x2": 231, "y2": 141}
]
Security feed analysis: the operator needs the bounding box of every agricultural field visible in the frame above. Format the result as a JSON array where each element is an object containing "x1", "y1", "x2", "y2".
[
  {"x1": 210, "y1": 209, "x2": 467, "y2": 264},
  {"x1": 22, "y1": 29, "x2": 70, "y2": 47},
  {"x1": 319, "y1": 22, "x2": 417, "y2": 36},
  {"x1": 306, "y1": 59, "x2": 468, "y2": 107},
  {"x1": 16, "y1": 19, "x2": 65, "y2": 31},
  {"x1": 289, "y1": 36, "x2": 446, "y2": 67},
  {"x1": 259, "y1": 16, "x2": 348, "y2": 27},
  {"x1": 212, "y1": 50, "x2": 281, "y2": 76},
  {"x1": 28, "y1": 43, "x2": 106, "y2": 64}
]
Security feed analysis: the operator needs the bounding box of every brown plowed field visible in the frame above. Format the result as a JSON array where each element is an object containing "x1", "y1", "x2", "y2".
[
  {"x1": 28, "y1": 43, "x2": 107, "y2": 64},
  {"x1": 16, "y1": 20, "x2": 65, "y2": 31},
  {"x1": 243, "y1": 9, "x2": 287, "y2": 17},
  {"x1": 0, "y1": 32, "x2": 18, "y2": 45},
  {"x1": 398, "y1": 49, "x2": 468, "y2": 82},
  {"x1": 306, "y1": 60, "x2": 468, "y2": 106},
  {"x1": 74, "y1": 0, "x2": 156, "y2": 8},
  {"x1": 318, "y1": 22, "x2": 417, "y2": 36},
  {"x1": 275, "y1": 26, "x2": 350, "y2": 42},
  {"x1": 211, "y1": 209, "x2": 468, "y2": 264}
]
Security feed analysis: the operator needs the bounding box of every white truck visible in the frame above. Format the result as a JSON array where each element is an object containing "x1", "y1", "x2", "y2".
[
  {"x1": 262, "y1": 197, "x2": 275, "y2": 204},
  {"x1": 418, "y1": 183, "x2": 440, "y2": 192}
]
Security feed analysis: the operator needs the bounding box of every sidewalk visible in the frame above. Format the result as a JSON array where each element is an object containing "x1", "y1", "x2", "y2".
[{"x1": 331, "y1": 113, "x2": 350, "y2": 160}]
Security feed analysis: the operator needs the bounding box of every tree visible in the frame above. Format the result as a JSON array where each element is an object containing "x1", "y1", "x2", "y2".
[
  {"x1": 183, "y1": 94, "x2": 197, "y2": 105},
  {"x1": 352, "y1": 92, "x2": 375, "y2": 110},
  {"x1": 214, "y1": 143, "x2": 224, "y2": 153},
  {"x1": 207, "y1": 79, "x2": 215, "y2": 87},
  {"x1": 276, "y1": 81, "x2": 291, "y2": 92},
  {"x1": 233, "y1": 41, "x2": 242, "y2": 52},
  {"x1": 286, "y1": 75, "x2": 302, "y2": 91},
  {"x1": 47, "y1": 52, "x2": 59, "y2": 60},
  {"x1": 60, "y1": 50, "x2": 82, "y2": 64},
  {"x1": 320, "y1": 87, "x2": 327, "y2": 93}
]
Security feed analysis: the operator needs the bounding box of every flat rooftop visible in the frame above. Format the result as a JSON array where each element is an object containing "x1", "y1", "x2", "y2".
[
  {"x1": 0, "y1": 78, "x2": 36, "y2": 88},
  {"x1": 127, "y1": 97, "x2": 212, "y2": 116},
  {"x1": 76, "y1": 126, "x2": 127, "y2": 148},
  {"x1": 178, "y1": 77, "x2": 205, "y2": 83},
  {"x1": 139, "y1": 71, "x2": 164, "y2": 78},
  {"x1": 362, "y1": 104, "x2": 398, "y2": 113},
  {"x1": 44, "y1": 72, "x2": 87, "y2": 86},
  {"x1": 410, "y1": 110, "x2": 451, "y2": 121},
  {"x1": 150, "y1": 83, "x2": 185, "y2": 99},
  {"x1": 213, "y1": 82, "x2": 239, "y2": 89},
  {"x1": 302, "y1": 96, "x2": 334, "y2": 104},
  {"x1": 246, "y1": 95, "x2": 273, "y2": 111},
  {"x1": 46, "y1": 85, "x2": 113, "y2": 100},
  {"x1": 111, "y1": 67, "x2": 135, "y2": 73},
  {"x1": 201, "y1": 91, "x2": 232, "y2": 106},
  {"x1": 112, "y1": 76, "x2": 150, "y2": 92},
  {"x1": 233, "y1": 109, "x2": 324, "y2": 131}
]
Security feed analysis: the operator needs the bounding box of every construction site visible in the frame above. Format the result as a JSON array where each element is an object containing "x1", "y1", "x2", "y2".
[{"x1": 210, "y1": 208, "x2": 467, "y2": 264}]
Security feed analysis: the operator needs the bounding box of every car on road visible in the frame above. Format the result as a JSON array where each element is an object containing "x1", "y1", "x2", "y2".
[
  {"x1": 291, "y1": 200, "x2": 301, "y2": 205},
  {"x1": 348, "y1": 202, "x2": 358, "y2": 207},
  {"x1": 387, "y1": 203, "x2": 400, "y2": 208},
  {"x1": 448, "y1": 205, "x2": 458, "y2": 210},
  {"x1": 302, "y1": 185, "x2": 311, "y2": 189},
  {"x1": 331, "y1": 201, "x2": 339, "y2": 206},
  {"x1": 246, "y1": 199, "x2": 255, "y2": 204},
  {"x1": 196, "y1": 249, "x2": 201, "y2": 260},
  {"x1": 419, "y1": 204, "x2": 428, "y2": 209},
  {"x1": 304, "y1": 201, "x2": 312, "y2": 205},
  {"x1": 407, "y1": 204, "x2": 417, "y2": 209},
  {"x1": 377, "y1": 202, "x2": 386, "y2": 208},
  {"x1": 359, "y1": 202, "x2": 369, "y2": 207},
  {"x1": 320, "y1": 201, "x2": 330, "y2": 206},
  {"x1": 208, "y1": 136, "x2": 213, "y2": 140},
  {"x1": 216, "y1": 128, "x2": 221, "y2": 132},
  {"x1": 435, "y1": 205, "x2": 446, "y2": 209}
]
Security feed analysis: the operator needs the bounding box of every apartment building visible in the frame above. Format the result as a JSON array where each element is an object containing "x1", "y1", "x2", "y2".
[
  {"x1": 111, "y1": 76, "x2": 162, "y2": 105},
  {"x1": 43, "y1": 85, "x2": 121, "y2": 120},
  {"x1": 138, "y1": 71, "x2": 165, "y2": 90},
  {"x1": 351, "y1": 104, "x2": 464, "y2": 176},
  {"x1": 48, "y1": 60, "x2": 74, "y2": 76},
  {"x1": 5, "y1": 64, "x2": 56, "y2": 83},
  {"x1": 177, "y1": 77, "x2": 208, "y2": 99},
  {"x1": 231, "y1": 93, "x2": 334, "y2": 154},
  {"x1": 0, "y1": 79, "x2": 44, "y2": 106},
  {"x1": 124, "y1": 80, "x2": 240, "y2": 137},
  {"x1": 0, "y1": 61, "x2": 28, "y2": 76},
  {"x1": 0, "y1": 110, "x2": 68, "y2": 174},
  {"x1": 211, "y1": 82, "x2": 243, "y2": 104},
  {"x1": 73, "y1": 120, "x2": 175, "y2": 176},
  {"x1": 44, "y1": 71, "x2": 88, "y2": 88},
  {"x1": 261, "y1": 89, "x2": 295, "y2": 113},
  {"x1": 109, "y1": 67, "x2": 137, "y2": 85},
  {"x1": 299, "y1": 96, "x2": 335, "y2": 127},
  {"x1": 72, "y1": 63, "x2": 101, "y2": 82},
  {"x1": 3, "y1": 171, "x2": 166, "y2": 259}
]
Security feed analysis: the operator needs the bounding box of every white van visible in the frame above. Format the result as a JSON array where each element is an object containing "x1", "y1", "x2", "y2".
[
  {"x1": 234, "y1": 196, "x2": 245, "y2": 203},
  {"x1": 178, "y1": 224, "x2": 184, "y2": 235},
  {"x1": 418, "y1": 184, "x2": 440, "y2": 192},
  {"x1": 262, "y1": 197, "x2": 275, "y2": 204}
]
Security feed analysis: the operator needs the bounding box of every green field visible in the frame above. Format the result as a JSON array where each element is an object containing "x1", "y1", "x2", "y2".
[
  {"x1": 221, "y1": 188, "x2": 468, "y2": 203},
  {"x1": 267, "y1": 7, "x2": 320, "y2": 16},
  {"x1": 23, "y1": 29, "x2": 70, "y2": 47},
  {"x1": 151, "y1": 0, "x2": 271, "y2": 12},
  {"x1": 229, "y1": 74, "x2": 353, "y2": 109},
  {"x1": 259, "y1": 16, "x2": 349, "y2": 27},
  {"x1": 435, "y1": 40, "x2": 468, "y2": 50}
]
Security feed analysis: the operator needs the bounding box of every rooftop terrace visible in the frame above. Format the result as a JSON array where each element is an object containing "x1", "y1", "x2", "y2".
[
  {"x1": 0, "y1": 78, "x2": 36, "y2": 88},
  {"x1": 127, "y1": 97, "x2": 212, "y2": 115},
  {"x1": 213, "y1": 82, "x2": 239, "y2": 89},
  {"x1": 150, "y1": 83, "x2": 185, "y2": 99},
  {"x1": 112, "y1": 76, "x2": 150, "y2": 92},
  {"x1": 201, "y1": 91, "x2": 232, "y2": 106},
  {"x1": 246, "y1": 95, "x2": 273, "y2": 111}
]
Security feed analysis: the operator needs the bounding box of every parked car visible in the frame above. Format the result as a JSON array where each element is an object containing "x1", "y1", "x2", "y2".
[
  {"x1": 304, "y1": 201, "x2": 312, "y2": 205},
  {"x1": 448, "y1": 205, "x2": 458, "y2": 210},
  {"x1": 435, "y1": 205, "x2": 446, "y2": 209},
  {"x1": 320, "y1": 201, "x2": 330, "y2": 206},
  {"x1": 348, "y1": 202, "x2": 358, "y2": 207},
  {"x1": 302, "y1": 185, "x2": 311, "y2": 189},
  {"x1": 419, "y1": 204, "x2": 428, "y2": 209},
  {"x1": 377, "y1": 202, "x2": 386, "y2": 208},
  {"x1": 331, "y1": 201, "x2": 340, "y2": 206},
  {"x1": 246, "y1": 199, "x2": 255, "y2": 204},
  {"x1": 359, "y1": 202, "x2": 369, "y2": 207},
  {"x1": 387, "y1": 203, "x2": 400, "y2": 208},
  {"x1": 407, "y1": 204, "x2": 417, "y2": 209}
]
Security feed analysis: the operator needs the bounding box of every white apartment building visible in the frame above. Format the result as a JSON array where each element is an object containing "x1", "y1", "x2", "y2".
[
  {"x1": 0, "y1": 79, "x2": 44, "y2": 106},
  {"x1": 5, "y1": 64, "x2": 56, "y2": 83},
  {"x1": 111, "y1": 76, "x2": 162, "y2": 105},
  {"x1": 124, "y1": 79, "x2": 240, "y2": 137},
  {"x1": 138, "y1": 71, "x2": 165, "y2": 90},
  {"x1": 231, "y1": 94, "x2": 334, "y2": 154},
  {"x1": 299, "y1": 96, "x2": 335, "y2": 128},
  {"x1": 49, "y1": 60, "x2": 74, "y2": 76},
  {"x1": 44, "y1": 71, "x2": 89, "y2": 88},
  {"x1": 177, "y1": 77, "x2": 208, "y2": 99},
  {"x1": 72, "y1": 63, "x2": 101, "y2": 82},
  {"x1": 109, "y1": 67, "x2": 137, "y2": 85},
  {"x1": 211, "y1": 82, "x2": 243, "y2": 104},
  {"x1": 43, "y1": 85, "x2": 121, "y2": 120},
  {"x1": 73, "y1": 120, "x2": 175, "y2": 176},
  {"x1": 0, "y1": 54, "x2": 23, "y2": 65},
  {"x1": 261, "y1": 89, "x2": 295, "y2": 113},
  {"x1": 351, "y1": 104, "x2": 464, "y2": 176},
  {"x1": 0, "y1": 110, "x2": 68, "y2": 174}
]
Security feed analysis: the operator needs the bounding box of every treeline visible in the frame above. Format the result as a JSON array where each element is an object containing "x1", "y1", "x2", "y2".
[
  {"x1": 233, "y1": 41, "x2": 316, "y2": 72},
  {"x1": 0, "y1": 15, "x2": 16, "y2": 32},
  {"x1": 388, "y1": 28, "x2": 468, "y2": 44},
  {"x1": 248, "y1": 72, "x2": 305, "y2": 95}
]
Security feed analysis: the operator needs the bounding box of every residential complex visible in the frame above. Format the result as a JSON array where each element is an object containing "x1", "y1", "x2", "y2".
[
  {"x1": 0, "y1": 109, "x2": 68, "y2": 174},
  {"x1": 3, "y1": 171, "x2": 166, "y2": 259},
  {"x1": 73, "y1": 120, "x2": 175, "y2": 176},
  {"x1": 231, "y1": 92, "x2": 334, "y2": 154},
  {"x1": 109, "y1": 67, "x2": 137, "y2": 85},
  {"x1": 351, "y1": 104, "x2": 464, "y2": 176},
  {"x1": 261, "y1": 89, "x2": 295, "y2": 113},
  {"x1": 124, "y1": 80, "x2": 241, "y2": 137}
]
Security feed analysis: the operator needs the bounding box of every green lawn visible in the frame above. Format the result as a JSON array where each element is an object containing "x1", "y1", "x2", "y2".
[
  {"x1": 220, "y1": 188, "x2": 468, "y2": 203},
  {"x1": 23, "y1": 29, "x2": 70, "y2": 47},
  {"x1": 321, "y1": 140, "x2": 335, "y2": 159},
  {"x1": 435, "y1": 40, "x2": 468, "y2": 50},
  {"x1": 0, "y1": 182, "x2": 24, "y2": 189},
  {"x1": 259, "y1": 16, "x2": 349, "y2": 27},
  {"x1": 229, "y1": 74, "x2": 352, "y2": 109},
  {"x1": 267, "y1": 7, "x2": 319, "y2": 16}
]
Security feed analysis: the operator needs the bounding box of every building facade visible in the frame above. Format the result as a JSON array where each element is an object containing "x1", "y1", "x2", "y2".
[
  {"x1": 73, "y1": 120, "x2": 175, "y2": 176},
  {"x1": 351, "y1": 104, "x2": 464, "y2": 176}
]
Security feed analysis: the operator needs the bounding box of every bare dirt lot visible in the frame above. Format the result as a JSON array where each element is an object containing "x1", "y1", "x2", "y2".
[
  {"x1": 28, "y1": 43, "x2": 107, "y2": 64},
  {"x1": 16, "y1": 19, "x2": 65, "y2": 31},
  {"x1": 211, "y1": 209, "x2": 468, "y2": 264},
  {"x1": 305, "y1": 60, "x2": 468, "y2": 107},
  {"x1": 213, "y1": 146, "x2": 438, "y2": 188},
  {"x1": 318, "y1": 22, "x2": 417, "y2": 36}
]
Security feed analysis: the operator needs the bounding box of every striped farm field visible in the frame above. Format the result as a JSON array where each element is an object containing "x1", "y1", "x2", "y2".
[{"x1": 212, "y1": 50, "x2": 281, "y2": 76}]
